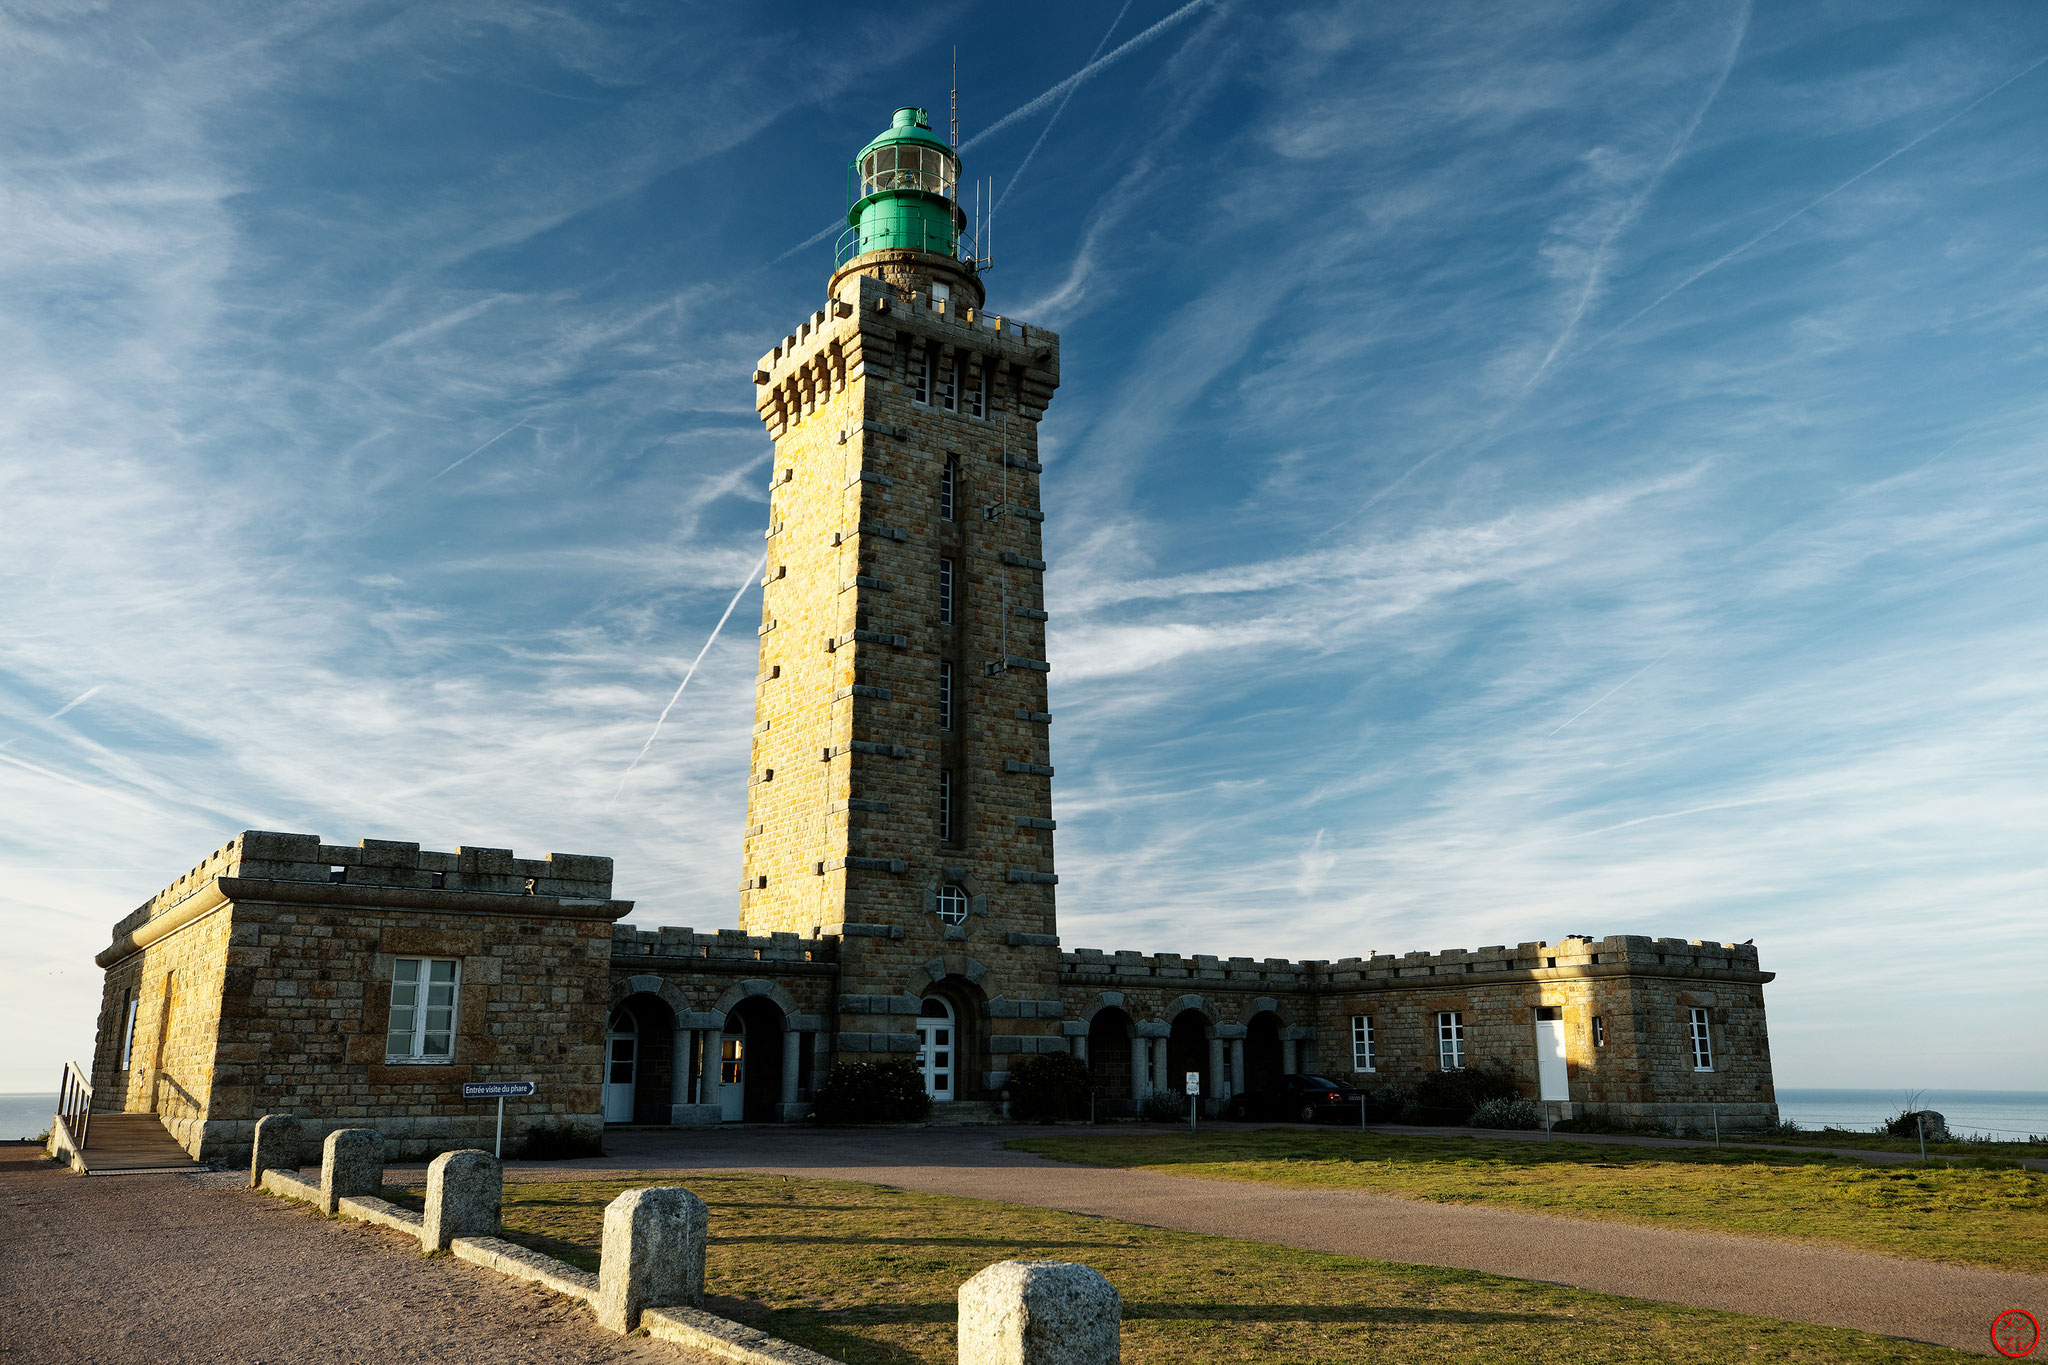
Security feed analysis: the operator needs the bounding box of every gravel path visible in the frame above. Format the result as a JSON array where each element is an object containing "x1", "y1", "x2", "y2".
[
  {"x1": 0, "y1": 1144, "x2": 702, "y2": 1365},
  {"x1": 486, "y1": 1124, "x2": 2045, "y2": 1357}
]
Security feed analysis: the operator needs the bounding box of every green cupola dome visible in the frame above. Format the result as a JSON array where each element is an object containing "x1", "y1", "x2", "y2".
[{"x1": 840, "y1": 107, "x2": 966, "y2": 264}]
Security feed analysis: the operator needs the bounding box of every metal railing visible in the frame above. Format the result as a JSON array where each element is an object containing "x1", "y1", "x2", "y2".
[{"x1": 55, "y1": 1060, "x2": 92, "y2": 1151}]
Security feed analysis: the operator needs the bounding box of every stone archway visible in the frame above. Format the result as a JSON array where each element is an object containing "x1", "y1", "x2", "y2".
[
  {"x1": 1086, "y1": 1007, "x2": 1135, "y2": 1115},
  {"x1": 1245, "y1": 1010, "x2": 1285, "y2": 1094},
  {"x1": 606, "y1": 991, "x2": 678, "y2": 1125}
]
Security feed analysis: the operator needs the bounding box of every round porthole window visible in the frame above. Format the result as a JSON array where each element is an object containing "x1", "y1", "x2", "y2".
[{"x1": 935, "y1": 884, "x2": 968, "y2": 925}]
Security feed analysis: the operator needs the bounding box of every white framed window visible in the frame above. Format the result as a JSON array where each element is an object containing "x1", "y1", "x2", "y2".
[
  {"x1": 939, "y1": 660, "x2": 955, "y2": 730},
  {"x1": 1436, "y1": 1011, "x2": 1465, "y2": 1072},
  {"x1": 119, "y1": 990, "x2": 138, "y2": 1070},
  {"x1": 1593, "y1": 1015, "x2": 1606, "y2": 1047},
  {"x1": 1688, "y1": 1007, "x2": 1714, "y2": 1072},
  {"x1": 938, "y1": 557, "x2": 955, "y2": 624},
  {"x1": 940, "y1": 456, "x2": 958, "y2": 521},
  {"x1": 935, "y1": 883, "x2": 968, "y2": 925},
  {"x1": 939, "y1": 770, "x2": 955, "y2": 843},
  {"x1": 917, "y1": 995, "x2": 955, "y2": 1099},
  {"x1": 934, "y1": 354, "x2": 957, "y2": 412},
  {"x1": 387, "y1": 957, "x2": 459, "y2": 1061},
  {"x1": 912, "y1": 350, "x2": 930, "y2": 405},
  {"x1": 962, "y1": 362, "x2": 985, "y2": 419},
  {"x1": 1350, "y1": 1015, "x2": 1376, "y2": 1072}
]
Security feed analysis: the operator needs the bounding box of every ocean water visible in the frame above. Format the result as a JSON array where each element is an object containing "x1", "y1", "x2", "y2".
[
  {"x1": 0, "y1": 1093, "x2": 55, "y2": 1142},
  {"x1": 1775, "y1": 1088, "x2": 2048, "y2": 1141}
]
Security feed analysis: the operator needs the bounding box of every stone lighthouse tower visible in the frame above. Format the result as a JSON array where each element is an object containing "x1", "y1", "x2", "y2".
[{"x1": 739, "y1": 107, "x2": 1065, "y2": 1103}]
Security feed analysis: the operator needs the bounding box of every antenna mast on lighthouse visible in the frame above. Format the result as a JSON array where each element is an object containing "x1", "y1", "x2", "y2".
[{"x1": 950, "y1": 48, "x2": 959, "y2": 150}]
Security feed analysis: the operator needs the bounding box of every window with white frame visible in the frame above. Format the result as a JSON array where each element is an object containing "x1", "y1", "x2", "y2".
[
  {"x1": 939, "y1": 769, "x2": 955, "y2": 844},
  {"x1": 935, "y1": 883, "x2": 968, "y2": 925},
  {"x1": 1350, "y1": 1015, "x2": 1376, "y2": 1072},
  {"x1": 939, "y1": 456, "x2": 958, "y2": 521},
  {"x1": 1593, "y1": 1015, "x2": 1606, "y2": 1047},
  {"x1": 938, "y1": 556, "x2": 955, "y2": 624},
  {"x1": 939, "y1": 660, "x2": 955, "y2": 730},
  {"x1": 387, "y1": 958, "x2": 459, "y2": 1061},
  {"x1": 119, "y1": 990, "x2": 138, "y2": 1070},
  {"x1": 925, "y1": 353, "x2": 957, "y2": 412},
  {"x1": 961, "y1": 362, "x2": 985, "y2": 419},
  {"x1": 1688, "y1": 1007, "x2": 1714, "y2": 1072},
  {"x1": 912, "y1": 350, "x2": 930, "y2": 405},
  {"x1": 1436, "y1": 1011, "x2": 1465, "y2": 1072}
]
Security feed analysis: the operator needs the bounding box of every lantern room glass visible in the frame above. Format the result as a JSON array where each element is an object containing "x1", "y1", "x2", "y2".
[{"x1": 860, "y1": 143, "x2": 955, "y2": 199}]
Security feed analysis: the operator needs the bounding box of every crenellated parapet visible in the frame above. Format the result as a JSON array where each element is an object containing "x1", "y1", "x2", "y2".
[
  {"x1": 753, "y1": 274, "x2": 1059, "y2": 441},
  {"x1": 610, "y1": 923, "x2": 837, "y2": 966},
  {"x1": 1060, "y1": 934, "x2": 1769, "y2": 991}
]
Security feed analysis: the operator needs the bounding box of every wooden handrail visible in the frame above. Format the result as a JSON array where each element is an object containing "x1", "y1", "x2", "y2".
[{"x1": 57, "y1": 1060, "x2": 92, "y2": 1150}]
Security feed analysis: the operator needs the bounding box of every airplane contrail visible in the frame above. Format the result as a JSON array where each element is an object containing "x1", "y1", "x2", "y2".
[
  {"x1": 992, "y1": 0, "x2": 1135, "y2": 225},
  {"x1": 1549, "y1": 645, "x2": 1678, "y2": 738},
  {"x1": 606, "y1": 552, "x2": 768, "y2": 809},
  {"x1": 428, "y1": 420, "x2": 531, "y2": 483},
  {"x1": 47, "y1": 686, "x2": 102, "y2": 720},
  {"x1": 772, "y1": 0, "x2": 1217, "y2": 265}
]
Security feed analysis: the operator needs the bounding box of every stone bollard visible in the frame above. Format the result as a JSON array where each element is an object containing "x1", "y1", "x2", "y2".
[
  {"x1": 422, "y1": 1149, "x2": 502, "y2": 1252},
  {"x1": 249, "y1": 1114, "x2": 302, "y2": 1188},
  {"x1": 319, "y1": 1128, "x2": 384, "y2": 1216},
  {"x1": 593, "y1": 1186, "x2": 708, "y2": 1334},
  {"x1": 959, "y1": 1261, "x2": 1121, "y2": 1365}
]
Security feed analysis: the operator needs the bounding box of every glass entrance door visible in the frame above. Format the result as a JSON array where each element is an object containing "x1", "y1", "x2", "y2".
[
  {"x1": 719, "y1": 1025, "x2": 746, "y2": 1122},
  {"x1": 603, "y1": 1009, "x2": 637, "y2": 1123},
  {"x1": 916, "y1": 997, "x2": 954, "y2": 1102}
]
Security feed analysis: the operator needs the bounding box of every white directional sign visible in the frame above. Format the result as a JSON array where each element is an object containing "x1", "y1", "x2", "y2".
[
  {"x1": 463, "y1": 1080, "x2": 536, "y2": 1099},
  {"x1": 1184, "y1": 1072, "x2": 1200, "y2": 1096}
]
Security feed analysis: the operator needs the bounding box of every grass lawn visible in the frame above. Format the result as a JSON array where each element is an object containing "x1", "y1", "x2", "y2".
[
  {"x1": 386, "y1": 1173, "x2": 1977, "y2": 1364},
  {"x1": 1728, "y1": 1129, "x2": 2048, "y2": 1160},
  {"x1": 1008, "y1": 1130, "x2": 2048, "y2": 1274}
]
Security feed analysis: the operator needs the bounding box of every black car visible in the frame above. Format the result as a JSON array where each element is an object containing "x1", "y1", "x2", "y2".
[{"x1": 1224, "y1": 1073, "x2": 1364, "y2": 1124}]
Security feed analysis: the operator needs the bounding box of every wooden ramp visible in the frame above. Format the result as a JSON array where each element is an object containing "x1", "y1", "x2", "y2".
[{"x1": 77, "y1": 1114, "x2": 200, "y2": 1175}]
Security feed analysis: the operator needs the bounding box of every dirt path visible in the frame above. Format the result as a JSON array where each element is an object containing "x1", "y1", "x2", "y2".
[
  {"x1": 0, "y1": 1144, "x2": 703, "y2": 1365},
  {"x1": 505, "y1": 1124, "x2": 2046, "y2": 1357}
]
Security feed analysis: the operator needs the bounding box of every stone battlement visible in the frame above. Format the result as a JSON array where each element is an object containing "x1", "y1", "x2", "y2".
[
  {"x1": 612, "y1": 924, "x2": 837, "y2": 966},
  {"x1": 109, "y1": 830, "x2": 615, "y2": 943},
  {"x1": 1062, "y1": 935, "x2": 1764, "y2": 988}
]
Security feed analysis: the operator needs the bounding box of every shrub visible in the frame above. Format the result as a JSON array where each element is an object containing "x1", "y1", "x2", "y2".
[
  {"x1": 517, "y1": 1120, "x2": 603, "y2": 1161},
  {"x1": 1140, "y1": 1089, "x2": 1188, "y2": 1123},
  {"x1": 1469, "y1": 1097, "x2": 1543, "y2": 1130},
  {"x1": 1006, "y1": 1053, "x2": 1091, "y2": 1123},
  {"x1": 1412, "y1": 1062, "x2": 1520, "y2": 1114},
  {"x1": 1365, "y1": 1083, "x2": 1412, "y2": 1122},
  {"x1": 813, "y1": 1058, "x2": 933, "y2": 1125}
]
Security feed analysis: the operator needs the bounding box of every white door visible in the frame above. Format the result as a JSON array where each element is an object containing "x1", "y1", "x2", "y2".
[
  {"x1": 719, "y1": 1025, "x2": 746, "y2": 1122},
  {"x1": 1535, "y1": 1019, "x2": 1570, "y2": 1102},
  {"x1": 916, "y1": 998, "x2": 954, "y2": 1101},
  {"x1": 603, "y1": 1011, "x2": 637, "y2": 1123}
]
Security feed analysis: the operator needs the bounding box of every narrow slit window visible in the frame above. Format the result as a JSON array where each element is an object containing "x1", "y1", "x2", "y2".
[
  {"x1": 938, "y1": 557, "x2": 955, "y2": 624},
  {"x1": 935, "y1": 355, "x2": 957, "y2": 412},
  {"x1": 387, "y1": 957, "x2": 460, "y2": 1062},
  {"x1": 1436, "y1": 1010, "x2": 1465, "y2": 1072},
  {"x1": 939, "y1": 456, "x2": 958, "y2": 521},
  {"x1": 119, "y1": 990, "x2": 137, "y2": 1070},
  {"x1": 939, "y1": 660, "x2": 955, "y2": 730},
  {"x1": 1689, "y1": 1007, "x2": 1713, "y2": 1072},
  {"x1": 1350, "y1": 1015, "x2": 1375, "y2": 1073},
  {"x1": 939, "y1": 770, "x2": 955, "y2": 844},
  {"x1": 1593, "y1": 1016, "x2": 1606, "y2": 1047},
  {"x1": 962, "y1": 361, "x2": 985, "y2": 419},
  {"x1": 913, "y1": 351, "x2": 931, "y2": 406}
]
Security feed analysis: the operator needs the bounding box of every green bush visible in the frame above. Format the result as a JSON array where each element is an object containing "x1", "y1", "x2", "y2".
[
  {"x1": 813, "y1": 1058, "x2": 934, "y2": 1125},
  {"x1": 1140, "y1": 1089, "x2": 1188, "y2": 1123},
  {"x1": 517, "y1": 1120, "x2": 604, "y2": 1161},
  {"x1": 1006, "y1": 1053, "x2": 1091, "y2": 1123},
  {"x1": 1469, "y1": 1097, "x2": 1544, "y2": 1130}
]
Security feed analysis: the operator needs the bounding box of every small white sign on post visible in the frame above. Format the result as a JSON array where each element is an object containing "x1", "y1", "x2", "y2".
[
  {"x1": 1184, "y1": 1072, "x2": 1201, "y2": 1096},
  {"x1": 463, "y1": 1080, "x2": 537, "y2": 1158}
]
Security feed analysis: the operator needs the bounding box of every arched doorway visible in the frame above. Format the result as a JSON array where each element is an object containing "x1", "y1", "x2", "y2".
[
  {"x1": 603, "y1": 1007, "x2": 637, "y2": 1123},
  {"x1": 1087, "y1": 1008, "x2": 1134, "y2": 1115},
  {"x1": 917, "y1": 997, "x2": 956, "y2": 1102},
  {"x1": 921, "y1": 975, "x2": 988, "y2": 1101},
  {"x1": 1245, "y1": 1011, "x2": 1285, "y2": 1094},
  {"x1": 1167, "y1": 1010, "x2": 1210, "y2": 1103},
  {"x1": 723, "y1": 996, "x2": 788, "y2": 1123}
]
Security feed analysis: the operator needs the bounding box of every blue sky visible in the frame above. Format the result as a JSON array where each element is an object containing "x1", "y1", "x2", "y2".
[{"x1": 3, "y1": 0, "x2": 2044, "y2": 1095}]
